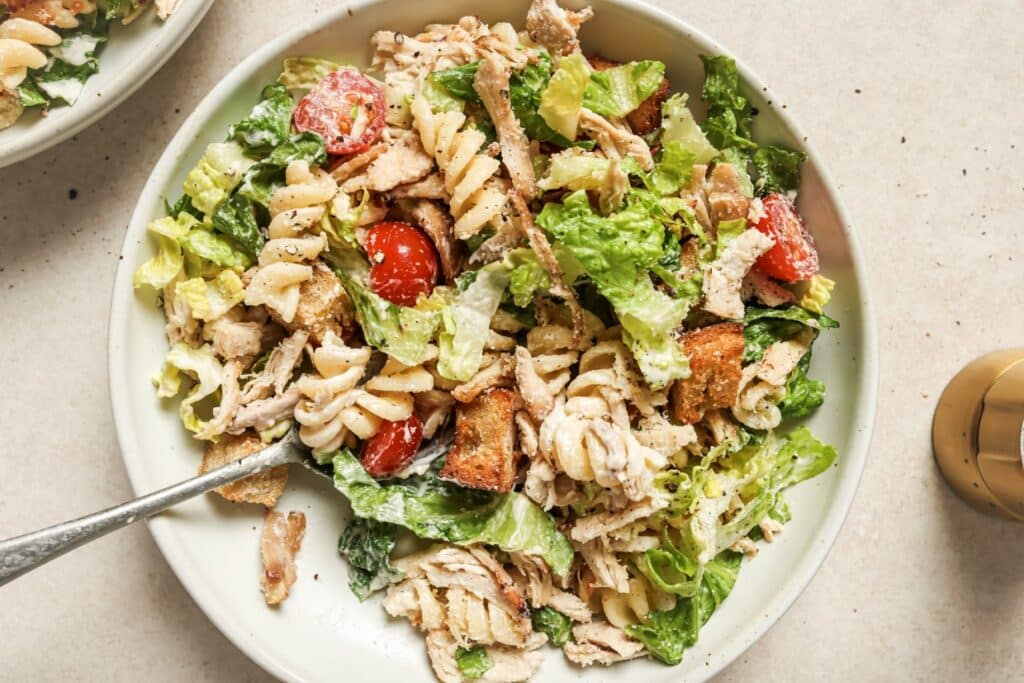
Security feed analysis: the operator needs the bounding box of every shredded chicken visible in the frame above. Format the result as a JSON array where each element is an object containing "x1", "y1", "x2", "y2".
[
  {"x1": 261, "y1": 510, "x2": 306, "y2": 606},
  {"x1": 469, "y1": 212, "x2": 524, "y2": 265},
  {"x1": 509, "y1": 191, "x2": 585, "y2": 341},
  {"x1": 230, "y1": 384, "x2": 302, "y2": 433},
  {"x1": 577, "y1": 539, "x2": 630, "y2": 593},
  {"x1": 388, "y1": 173, "x2": 452, "y2": 201},
  {"x1": 702, "y1": 229, "x2": 775, "y2": 319},
  {"x1": 330, "y1": 143, "x2": 387, "y2": 182},
  {"x1": 154, "y1": 0, "x2": 181, "y2": 20},
  {"x1": 563, "y1": 621, "x2": 646, "y2": 666},
  {"x1": 202, "y1": 316, "x2": 264, "y2": 361},
  {"x1": 759, "y1": 516, "x2": 784, "y2": 542},
  {"x1": 474, "y1": 55, "x2": 538, "y2": 199},
  {"x1": 362, "y1": 131, "x2": 435, "y2": 192},
  {"x1": 451, "y1": 354, "x2": 516, "y2": 402},
  {"x1": 634, "y1": 413, "x2": 698, "y2": 461},
  {"x1": 525, "y1": 0, "x2": 594, "y2": 57},
  {"x1": 742, "y1": 269, "x2": 796, "y2": 307},
  {"x1": 684, "y1": 164, "x2": 712, "y2": 232},
  {"x1": 571, "y1": 497, "x2": 666, "y2": 544},
  {"x1": 195, "y1": 359, "x2": 243, "y2": 441},
  {"x1": 239, "y1": 330, "x2": 309, "y2": 404},
  {"x1": 411, "y1": 199, "x2": 462, "y2": 283},
  {"x1": 425, "y1": 629, "x2": 547, "y2": 683},
  {"x1": 514, "y1": 346, "x2": 555, "y2": 421},
  {"x1": 384, "y1": 575, "x2": 446, "y2": 630},
  {"x1": 706, "y1": 163, "x2": 751, "y2": 225},
  {"x1": 578, "y1": 108, "x2": 653, "y2": 171},
  {"x1": 732, "y1": 339, "x2": 809, "y2": 430}
]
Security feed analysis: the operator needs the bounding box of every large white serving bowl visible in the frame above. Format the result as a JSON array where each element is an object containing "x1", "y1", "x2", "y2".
[
  {"x1": 0, "y1": 0, "x2": 213, "y2": 168},
  {"x1": 108, "y1": 1, "x2": 878, "y2": 681}
]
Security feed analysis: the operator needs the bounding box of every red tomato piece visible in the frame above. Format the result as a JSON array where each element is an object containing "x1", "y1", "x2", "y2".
[
  {"x1": 752, "y1": 193, "x2": 820, "y2": 282},
  {"x1": 365, "y1": 221, "x2": 440, "y2": 307},
  {"x1": 361, "y1": 415, "x2": 424, "y2": 478},
  {"x1": 293, "y1": 69, "x2": 385, "y2": 156}
]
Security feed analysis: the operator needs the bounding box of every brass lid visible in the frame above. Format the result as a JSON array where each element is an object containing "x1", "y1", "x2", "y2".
[{"x1": 933, "y1": 349, "x2": 1024, "y2": 521}]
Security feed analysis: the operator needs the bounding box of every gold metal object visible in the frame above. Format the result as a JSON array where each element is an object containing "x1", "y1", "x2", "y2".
[{"x1": 933, "y1": 349, "x2": 1024, "y2": 521}]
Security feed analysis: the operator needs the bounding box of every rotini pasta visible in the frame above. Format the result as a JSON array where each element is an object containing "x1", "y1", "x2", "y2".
[
  {"x1": 268, "y1": 160, "x2": 339, "y2": 239},
  {"x1": 412, "y1": 96, "x2": 507, "y2": 239},
  {"x1": 294, "y1": 333, "x2": 435, "y2": 453},
  {"x1": 0, "y1": 18, "x2": 57, "y2": 90}
]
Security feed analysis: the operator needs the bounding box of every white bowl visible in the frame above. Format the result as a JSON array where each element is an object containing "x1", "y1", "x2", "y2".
[
  {"x1": 108, "y1": 1, "x2": 879, "y2": 681},
  {"x1": 0, "y1": 0, "x2": 213, "y2": 168}
]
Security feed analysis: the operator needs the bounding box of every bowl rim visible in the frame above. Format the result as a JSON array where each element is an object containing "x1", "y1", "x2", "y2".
[
  {"x1": 107, "y1": 1, "x2": 879, "y2": 680},
  {"x1": 0, "y1": 0, "x2": 215, "y2": 169}
]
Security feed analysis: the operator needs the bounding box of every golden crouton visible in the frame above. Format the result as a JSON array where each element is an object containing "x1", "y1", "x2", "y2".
[
  {"x1": 589, "y1": 55, "x2": 670, "y2": 136},
  {"x1": 267, "y1": 262, "x2": 352, "y2": 345},
  {"x1": 441, "y1": 388, "x2": 519, "y2": 492},
  {"x1": 671, "y1": 323, "x2": 745, "y2": 424},
  {"x1": 199, "y1": 432, "x2": 287, "y2": 507}
]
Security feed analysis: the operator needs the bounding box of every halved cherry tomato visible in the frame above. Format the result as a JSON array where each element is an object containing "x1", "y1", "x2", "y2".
[
  {"x1": 293, "y1": 70, "x2": 385, "y2": 156},
  {"x1": 752, "y1": 193, "x2": 820, "y2": 282},
  {"x1": 361, "y1": 415, "x2": 424, "y2": 478},
  {"x1": 365, "y1": 221, "x2": 440, "y2": 307}
]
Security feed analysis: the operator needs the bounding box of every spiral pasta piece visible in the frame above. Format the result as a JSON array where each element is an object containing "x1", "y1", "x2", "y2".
[
  {"x1": 0, "y1": 17, "x2": 59, "y2": 90},
  {"x1": 295, "y1": 333, "x2": 434, "y2": 453},
  {"x1": 412, "y1": 96, "x2": 507, "y2": 239},
  {"x1": 268, "y1": 160, "x2": 339, "y2": 239}
]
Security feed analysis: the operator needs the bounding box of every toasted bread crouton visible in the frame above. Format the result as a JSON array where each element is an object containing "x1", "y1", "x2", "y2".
[
  {"x1": 200, "y1": 432, "x2": 287, "y2": 506},
  {"x1": 671, "y1": 323, "x2": 744, "y2": 424},
  {"x1": 267, "y1": 262, "x2": 352, "y2": 345},
  {"x1": 441, "y1": 388, "x2": 519, "y2": 492},
  {"x1": 589, "y1": 55, "x2": 670, "y2": 135}
]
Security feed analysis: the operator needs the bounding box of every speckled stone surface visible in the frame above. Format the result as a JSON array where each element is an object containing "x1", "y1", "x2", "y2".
[{"x1": 1, "y1": 0, "x2": 1023, "y2": 680}]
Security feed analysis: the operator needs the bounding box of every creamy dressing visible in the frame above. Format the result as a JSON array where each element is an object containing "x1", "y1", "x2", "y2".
[
  {"x1": 50, "y1": 34, "x2": 100, "y2": 67},
  {"x1": 38, "y1": 77, "x2": 85, "y2": 104}
]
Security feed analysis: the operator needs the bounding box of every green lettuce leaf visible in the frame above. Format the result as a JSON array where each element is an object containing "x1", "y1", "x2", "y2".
[
  {"x1": 536, "y1": 190, "x2": 691, "y2": 388},
  {"x1": 337, "y1": 517, "x2": 401, "y2": 600},
  {"x1": 508, "y1": 256, "x2": 551, "y2": 308},
  {"x1": 338, "y1": 273, "x2": 441, "y2": 366},
  {"x1": 649, "y1": 141, "x2": 697, "y2": 195},
  {"x1": 132, "y1": 213, "x2": 198, "y2": 289},
  {"x1": 277, "y1": 57, "x2": 340, "y2": 90},
  {"x1": 437, "y1": 264, "x2": 511, "y2": 381},
  {"x1": 742, "y1": 305, "x2": 838, "y2": 363},
  {"x1": 428, "y1": 62, "x2": 481, "y2": 103},
  {"x1": 660, "y1": 93, "x2": 718, "y2": 164},
  {"x1": 179, "y1": 228, "x2": 252, "y2": 270},
  {"x1": 779, "y1": 352, "x2": 825, "y2": 417},
  {"x1": 229, "y1": 83, "x2": 294, "y2": 156},
  {"x1": 583, "y1": 60, "x2": 665, "y2": 118},
  {"x1": 210, "y1": 193, "x2": 263, "y2": 260},
  {"x1": 331, "y1": 450, "x2": 575, "y2": 575},
  {"x1": 752, "y1": 145, "x2": 806, "y2": 195},
  {"x1": 627, "y1": 551, "x2": 741, "y2": 665},
  {"x1": 155, "y1": 343, "x2": 225, "y2": 434},
  {"x1": 455, "y1": 647, "x2": 493, "y2": 679},
  {"x1": 531, "y1": 607, "x2": 572, "y2": 647},
  {"x1": 18, "y1": 80, "x2": 48, "y2": 108},
  {"x1": 237, "y1": 132, "x2": 327, "y2": 207},
  {"x1": 103, "y1": 0, "x2": 140, "y2": 20},
  {"x1": 538, "y1": 52, "x2": 590, "y2": 140},
  {"x1": 699, "y1": 55, "x2": 755, "y2": 152},
  {"x1": 173, "y1": 270, "x2": 245, "y2": 321},
  {"x1": 183, "y1": 142, "x2": 256, "y2": 217}
]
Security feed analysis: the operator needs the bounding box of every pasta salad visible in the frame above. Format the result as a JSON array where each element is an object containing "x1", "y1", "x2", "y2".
[
  {"x1": 134, "y1": 0, "x2": 840, "y2": 680},
  {"x1": 0, "y1": 0, "x2": 181, "y2": 130}
]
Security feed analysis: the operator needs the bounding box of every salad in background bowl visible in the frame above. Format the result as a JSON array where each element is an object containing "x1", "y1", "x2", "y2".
[
  {"x1": 0, "y1": 0, "x2": 212, "y2": 167},
  {"x1": 108, "y1": 1, "x2": 877, "y2": 681}
]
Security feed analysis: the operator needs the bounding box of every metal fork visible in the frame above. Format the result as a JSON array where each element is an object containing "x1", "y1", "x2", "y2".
[{"x1": 0, "y1": 428, "x2": 452, "y2": 587}]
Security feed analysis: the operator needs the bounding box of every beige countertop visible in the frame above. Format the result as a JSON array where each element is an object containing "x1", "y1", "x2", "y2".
[{"x1": 2, "y1": 0, "x2": 1023, "y2": 680}]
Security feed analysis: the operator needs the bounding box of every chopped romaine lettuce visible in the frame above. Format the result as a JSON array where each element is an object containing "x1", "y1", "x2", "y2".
[
  {"x1": 799, "y1": 274, "x2": 835, "y2": 314},
  {"x1": 229, "y1": 83, "x2": 294, "y2": 156},
  {"x1": 277, "y1": 57, "x2": 340, "y2": 90},
  {"x1": 210, "y1": 194, "x2": 263, "y2": 260},
  {"x1": 752, "y1": 145, "x2": 807, "y2": 195},
  {"x1": 183, "y1": 142, "x2": 255, "y2": 217},
  {"x1": 428, "y1": 62, "x2": 481, "y2": 103},
  {"x1": 742, "y1": 305, "x2": 838, "y2": 362},
  {"x1": 155, "y1": 343, "x2": 224, "y2": 434},
  {"x1": 649, "y1": 141, "x2": 697, "y2": 195},
  {"x1": 538, "y1": 52, "x2": 590, "y2": 140},
  {"x1": 237, "y1": 132, "x2": 327, "y2": 207},
  {"x1": 508, "y1": 256, "x2": 551, "y2": 308},
  {"x1": 582, "y1": 60, "x2": 665, "y2": 118},
  {"x1": 531, "y1": 607, "x2": 573, "y2": 647},
  {"x1": 537, "y1": 148, "x2": 627, "y2": 214},
  {"x1": 779, "y1": 352, "x2": 825, "y2": 417},
  {"x1": 179, "y1": 228, "x2": 252, "y2": 270},
  {"x1": 133, "y1": 213, "x2": 198, "y2": 289},
  {"x1": 338, "y1": 273, "x2": 440, "y2": 366},
  {"x1": 331, "y1": 450, "x2": 574, "y2": 575},
  {"x1": 537, "y1": 190, "x2": 692, "y2": 388},
  {"x1": 660, "y1": 93, "x2": 718, "y2": 164},
  {"x1": 337, "y1": 517, "x2": 402, "y2": 600},
  {"x1": 627, "y1": 551, "x2": 741, "y2": 665},
  {"x1": 173, "y1": 270, "x2": 245, "y2": 321},
  {"x1": 438, "y1": 264, "x2": 511, "y2": 381},
  {"x1": 455, "y1": 646, "x2": 493, "y2": 679}
]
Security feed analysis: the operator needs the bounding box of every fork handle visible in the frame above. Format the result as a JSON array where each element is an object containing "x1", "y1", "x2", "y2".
[{"x1": 0, "y1": 438, "x2": 301, "y2": 587}]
